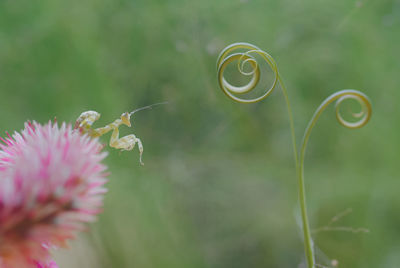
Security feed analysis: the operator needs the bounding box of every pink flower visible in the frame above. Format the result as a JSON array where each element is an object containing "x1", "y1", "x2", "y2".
[
  {"x1": 0, "y1": 121, "x2": 108, "y2": 267},
  {"x1": 35, "y1": 259, "x2": 59, "y2": 268}
]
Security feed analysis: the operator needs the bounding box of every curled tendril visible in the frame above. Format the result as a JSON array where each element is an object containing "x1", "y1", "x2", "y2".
[
  {"x1": 216, "y1": 42, "x2": 278, "y2": 103},
  {"x1": 298, "y1": 89, "x2": 371, "y2": 268},
  {"x1": 216, "y1": 43, "x2": 372, "y2": 268},
  {"x1": 301, "y1": 89, "x2": 372, "y2": 158},
  {"x1": 334, "y1": 92, "x2": 371, "y2": 129}
]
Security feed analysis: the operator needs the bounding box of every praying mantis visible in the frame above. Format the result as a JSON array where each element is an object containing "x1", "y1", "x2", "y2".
[{"x1": 74, "y1": 102, "x2": 167, "y2": 165}]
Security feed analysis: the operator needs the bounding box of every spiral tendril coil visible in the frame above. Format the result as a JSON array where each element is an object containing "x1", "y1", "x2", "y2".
[
  {"x1": 301, "y1": 90, "x2": 372, "y2": 161},
  {"x1": 217, "y1": 42, "x2": 279, "y2": 103},
  {"x1": 334, "y1": 92, "x2": 371, "y2": 129}
]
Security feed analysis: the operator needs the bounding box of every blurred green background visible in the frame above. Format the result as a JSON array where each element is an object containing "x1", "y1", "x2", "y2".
[{"x1": 1, "y1": 0, "x2": 399, "y2": 267}]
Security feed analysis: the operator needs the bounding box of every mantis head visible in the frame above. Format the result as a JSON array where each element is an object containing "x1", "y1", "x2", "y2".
[{"x1": 120, "y1": 112, "x2": 131, "y2": 127}]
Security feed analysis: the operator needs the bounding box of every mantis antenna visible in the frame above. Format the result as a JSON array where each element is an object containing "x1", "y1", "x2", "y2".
[{"x1": 130, "y1": 102, "x2": 169, "y2": 116}]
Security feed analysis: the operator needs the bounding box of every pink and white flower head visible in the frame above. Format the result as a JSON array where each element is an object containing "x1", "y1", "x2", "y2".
[{"x1": 0, "y1": 121, "x2": 108, "y2": 267}]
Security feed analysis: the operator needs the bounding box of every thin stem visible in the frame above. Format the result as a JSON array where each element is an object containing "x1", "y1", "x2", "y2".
[
  {"x1": 277, "y1": 76, "x2": 298, "y2": 166},
  {"x1": 279, "y1": 77, "x2": 314, "y2": 267},
  {"x1": 298, "y1": 151, "x2": 315, "y2": 268}
]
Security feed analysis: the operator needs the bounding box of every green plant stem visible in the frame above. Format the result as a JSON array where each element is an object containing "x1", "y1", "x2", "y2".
[
  {"x1": 277, "y1": 77, "x2": 298, "y2": 166},
  {"x1": 278, "y1": 77, "x2": 315, "y2": 268},
  {"x1": 298, "y1": 162, "x2": 315, "y2": 268}
]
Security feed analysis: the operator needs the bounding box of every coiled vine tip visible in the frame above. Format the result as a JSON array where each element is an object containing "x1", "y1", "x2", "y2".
[
  {"x1": 334, "y1": 90, "x2": 372, "y2": 129},
  {"x1": 216, "y1": 42, "x2": 279, "y2": 103},
  {"x1": 298, "y1": 89, "x2": 371, "y2": 268},
  {"x1": 303, "y1": 89, "x2": 372, "y2": 148}
]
